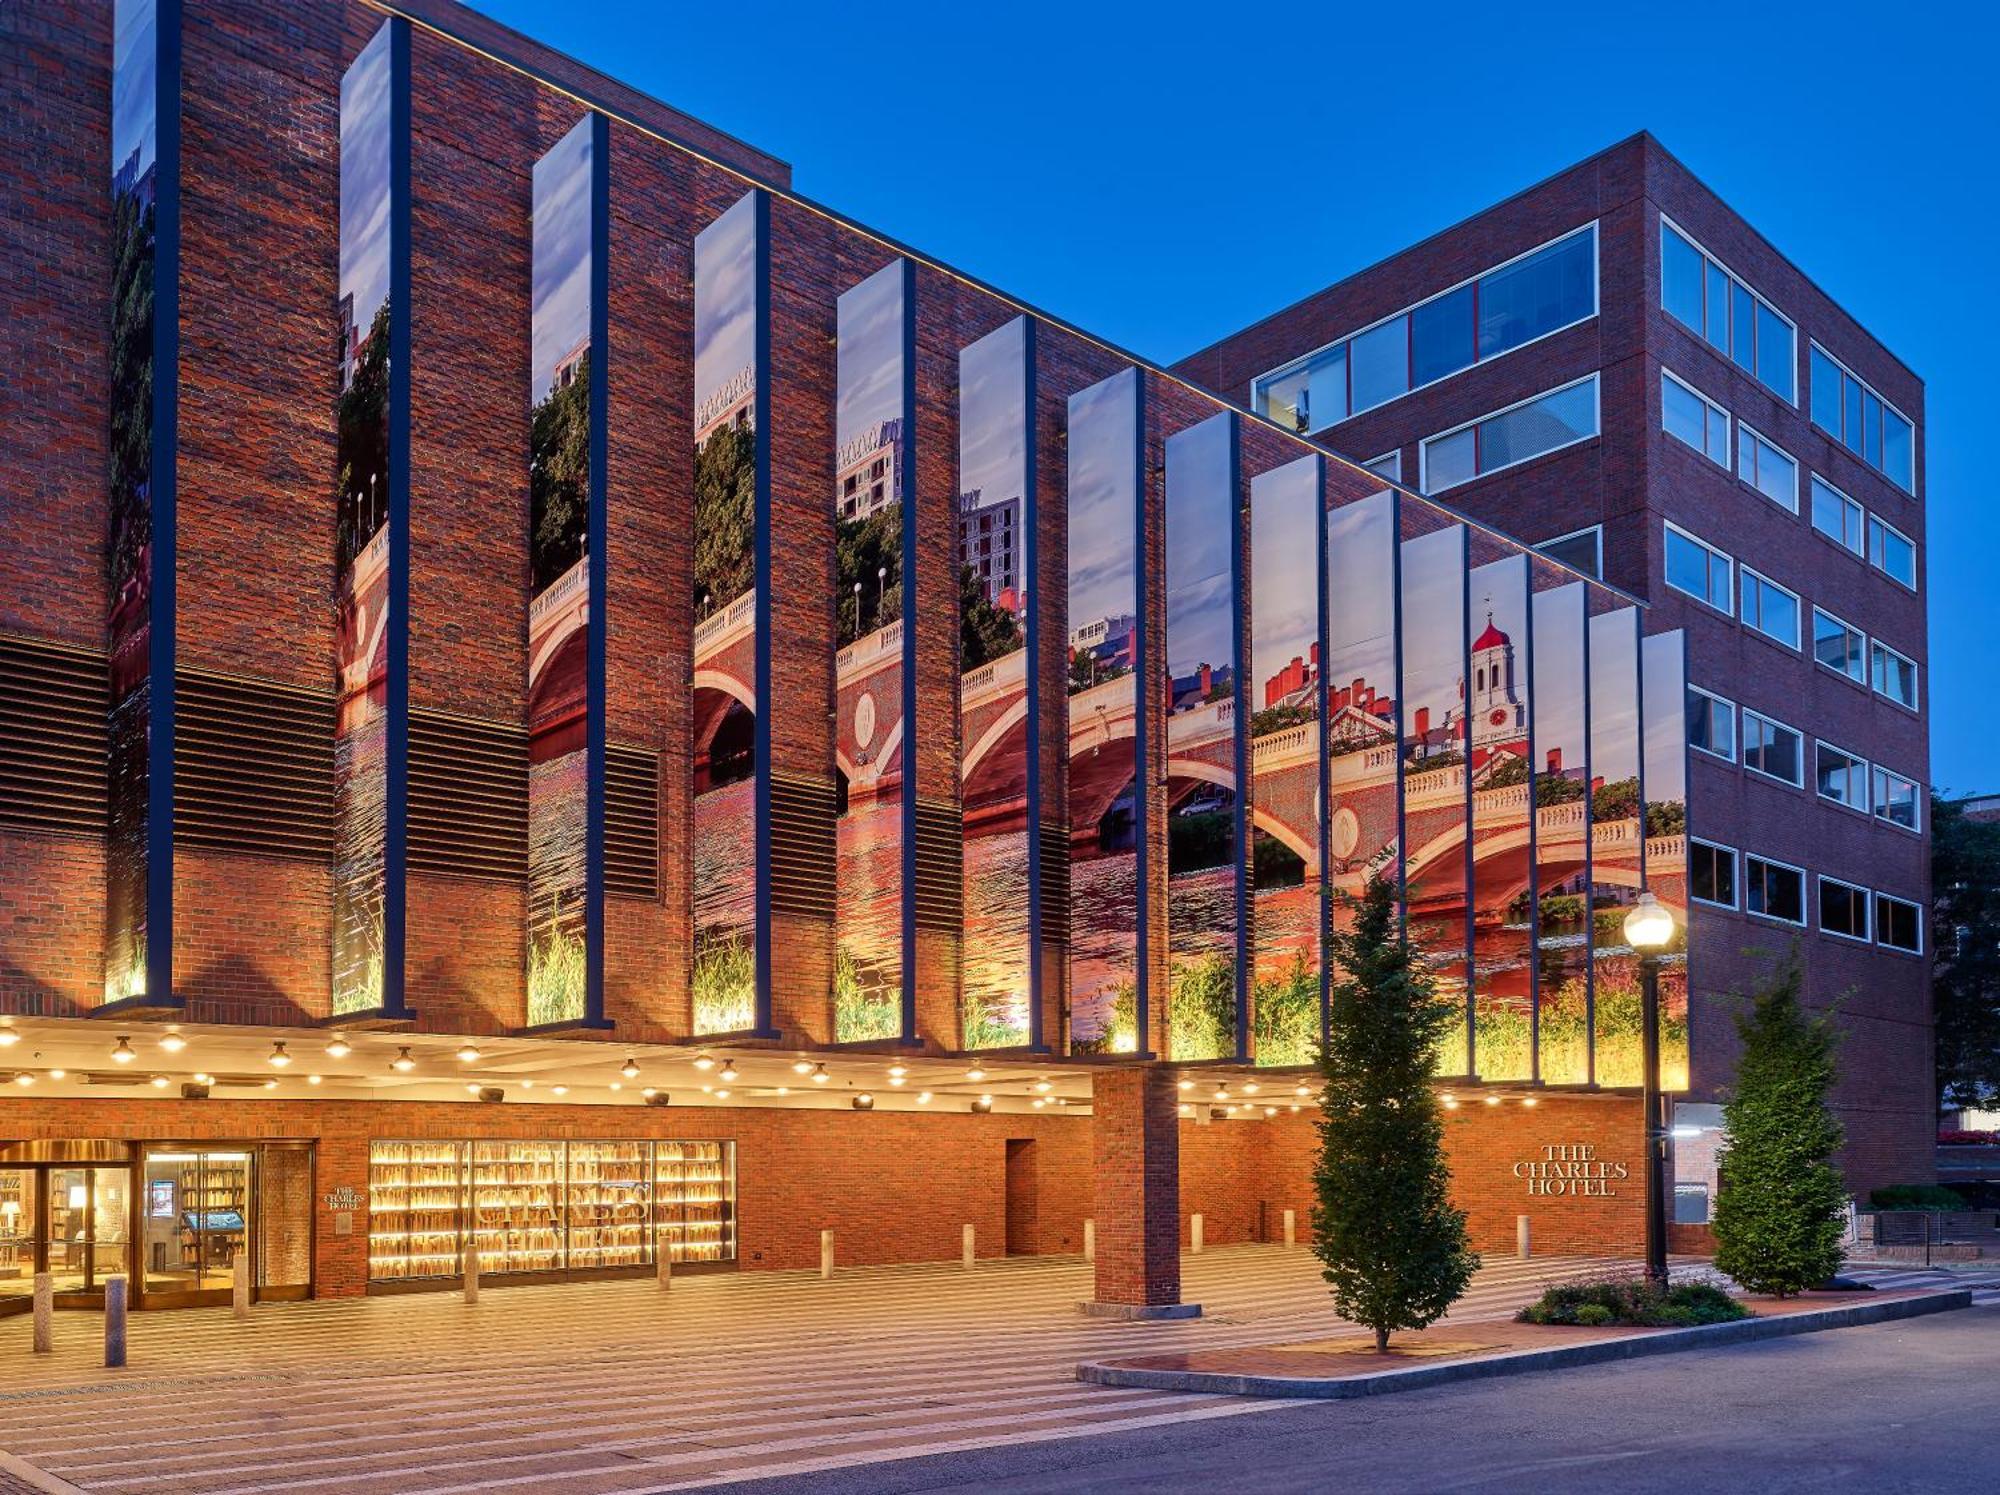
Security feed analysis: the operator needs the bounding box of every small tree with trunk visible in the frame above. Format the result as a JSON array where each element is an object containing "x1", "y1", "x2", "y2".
[
  {"x1": 1712, "y1": 949, "x2": 1847, "y2": 1296},
  {"x1": 1313, "y1": 875, "x2": 1479, "y2": 1351}
]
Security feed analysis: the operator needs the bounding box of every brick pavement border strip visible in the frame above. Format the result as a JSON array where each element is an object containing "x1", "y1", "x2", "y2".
[
  {"x1": 0, "y1": 1450, "x2": 85, "y2": 1495},
  {"x1": 1075, "y1": 1288, "x2": 1974, "y2": 1399}
]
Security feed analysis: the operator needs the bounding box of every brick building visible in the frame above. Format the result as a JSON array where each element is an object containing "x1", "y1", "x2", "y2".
[
  {"x1": 0, "y1": 5, "x2": 1870, "y2": 1318},
  {"x1": 1178, "y1": 133, "x2": 1935, "y2": 1202}
]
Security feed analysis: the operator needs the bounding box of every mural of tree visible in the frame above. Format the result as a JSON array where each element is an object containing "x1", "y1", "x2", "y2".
[
  {"x1": 336, "y1": 300, "x2": 391, "y2": 569},
  {"x1": 529, "y1": 359, "x2": 590, "y2": 591},
  {"x1": 694, "y1": 422, "x2": 754, "y2": 617},
  {"x1": 959, "y1": 563, "x2": 1022, "y2": 670},
  {"x1": 835, "y1": 503, "x2": 902, "y2": 645}
]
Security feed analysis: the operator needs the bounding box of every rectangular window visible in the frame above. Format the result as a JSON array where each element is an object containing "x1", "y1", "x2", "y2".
[
  {"x1": 1815, "y1": 741, "x2": 1869, "y2": 811},
  {"x1": 1742, "y1": 709, "x2": 1803, "y2": 787},
  {"x1": 1812, "y1": 607, "x2": 1867, "y2": 684},
  {"x1": 1870, "y1": 640, "x2": 1919, "y2": 709},
  {"x1": 1660, "y1": 220, "x2": 1796, "y2": 402},
  {"x1": 1690, "y1": 838, "x2": 1738, "y2": 908},
  {"x1": 1687, "y1": 686, "x2": 1735, "y2": 760},
  {"x1": 1819, "y1": 877, "x2": 1871, "y2": 941},
  {"x1": 1662, "y1": 369, "x2": 1730, "y2": 466},
  {"x1": 1736, "y1": 425, "x2": 1798, "y2": 512},
  {"x1": 1664, "y1": 523, "x2": 1732, "y2": 612},
  {"x1": 1867, "y1": 514, "x2": 1917, "y2": 590},
  {"x1": 1420, "y1": 374, "x2": 1599, "y2": 493},
  {"x1": 1875, "y1": 892, "x2": 1923, "y2": 953},
  {"x1": 1739, "y1": 567, "x2": 1801, "y2": 649},
  {"x1": 1872, "y1": 766, "x2": 1920, "y2": 832},
  {"x1": 1254, "y1": 226, "x2": 1597, "y2": 433},
  {"x1": 1534, "y1": 524, "x2": 1602, "y2": 578},
  {"x1": 1810, "y1": 474, "x2": 1864, "y2": 555},
  {"x1": 1744, "y1": 854, "x2": 1807, "y2": 925},
  {"x1": 1809, "y1": 341, "x2": 1915, "y2": 493}
]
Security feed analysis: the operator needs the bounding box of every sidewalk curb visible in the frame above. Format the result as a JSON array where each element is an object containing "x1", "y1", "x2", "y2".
[{"x1": 1075, "y1": 1288, "x2": 1973, "y2": 1399}]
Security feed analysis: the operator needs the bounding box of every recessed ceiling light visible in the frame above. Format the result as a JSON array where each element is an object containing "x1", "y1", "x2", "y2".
[
  {"x1": 192, "y1": 1072, "x2": 212, "y2": 1085},
  {"x1": 111, "y1": 1036, "x2": 136, "y2": 1064},
  {"x1": 791, "y1": 1057, "x2": 814, "y2": 1075},
  {"x1": 1242, "y1": 1080, "x2": 1259, "y2": 1095},
  {"x1": 149, "y1": 1074, "x2": 169, "y2": 1089},
  {"x1": 1521, "y1": 1096, "x2": 1538, "y2": 1108},
  {"x1": 457, "y1": 1042, "x2": 481, "y2": 1064},
  {"x1": 887, "y1": 1063, "x2": 908, "y2": 1079},
  {"x1": 519, "y1": 1078, "x2": 535, "y2": 1089},
  {"x1": 609, "y1": 1081, "x2": 622, "y2": 1091},
  {"x1": 620, "y1": 1057, "x2": 641, "y2": 1079},
  {"x1": 263, "y1": 1079, "x2": 278, "y2": 1091},
  {"x1": 465, "y1": 1082, "x2": 481, "y2": 1095},
  {"x1": 267, "y1": 1041, "x2": 292, "y2": 1068},
  {"x1": 158, "y1": 1029, "x2": 187, "y2": 1053},
  {"x1": 916, "y1": 1091, "x2": 932, "y2": 1104},
  {"x1": 1034, "y1": 1080, "x2": 1052, "y2": 1094},
  {"x1": 1483, "y1": 1095, "x2": 1501, "y2": 1107},
  {"x1": 642, "y1": 1087, "x2": 657, "y2": 1099},
  {"x1": 306, "y1": 1074, "x2": 322, "y2": 1086},
  {"x1": 390, "y1": 1046, "x2": 415, "y2": 1073},
  {"x1": 47, "y1": 1068, "x2": 65, "y2": 1081},
  {"x1": 324, "y1": 1035, "x2": 352, "y2": 1059},
  {"x1": 551, "y1": 1084, "x2": 569, "y2": 1096},
  {"x1": 12, "y1": 1072, "x2": 32, "y2": 1087},
  {"x1": 1178, "y1": 1078, "x2": 1194, "y2": 1091},
  {"x1": 0, "y1": 1021, "x2": 18, "y2": 1048},
  {"x1": 714, "y1": 1088, "x2": 730, "y2": 1100},
  {"x1": 965, "y1": 1065, "x2": 986, "y2": 1082},
  {"x1": 888, "y1": 1073, "x2": 906, "y2": 1086},
  {"x1": 692, "y1": 1054, "x2": 716, "y2": 1072}
]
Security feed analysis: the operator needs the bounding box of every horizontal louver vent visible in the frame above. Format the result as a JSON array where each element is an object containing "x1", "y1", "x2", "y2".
[
  {"x1": 175, "y1": 668, "x2": 334, "y2": 859},
  {"x1": 408, "y1": 709, "x2": 526, "y2": 882},
  {"x1": 606, "y1": 744, "x2": 660, "y2": 899},
  {"x1": 1038, "y1": 819, "x2": 1071, "y2": 942},
  {"x1": 0, "y1": 633, "x2": 107, "y2": 836},
  {"x1": 769, "y1": 770, "x2": 835, "y2": 920},
  {"x1": 911, "y1": 796, "x2": 961, "y2": 932}
]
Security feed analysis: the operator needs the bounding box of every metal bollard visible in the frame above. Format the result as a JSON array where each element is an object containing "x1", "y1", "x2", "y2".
[
  {"x1": 962, "y1": 1223, "x2": 975, "y2": 1270},
  {"x1": 1083, "y1": 1218, "x2": 1095, "y2": 1261},
  {"x1": 233, "y1": 1249, "x2": 253, "y2": 1321},
  {"x1": 1517, "y1": 1214, "x2": 1532, "y2": 1260},
  {"x1": 32, "y1": 1272, "x2": 52, "y2": 1355},
  {"x1": 463, "y1": 1240, "x2": 481, "y2": 1305},
  {"x1": 104, "y1": 1276, "x2": 128, "y2": 1369},
  {"x1": 820, "y1": 1229, "x2": 834, "y2": 1279},
  {"x1": 657, "y1": 1245, "x2": 673, "y2": 1291},
  {"x1": 1190, "y1": 1213, "x2": 1205, "y2": 1254},
  {"x1": 1283, "y1": 1209, "x2": 1296, "y2": 1248}
]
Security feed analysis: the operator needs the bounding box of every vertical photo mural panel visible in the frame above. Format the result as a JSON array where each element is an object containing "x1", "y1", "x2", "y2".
[
  {"x1": 957, "y1": 318, "x2": 1033, "y2": 1049},
  {"x1": 331, "y1": 21, "x2": 397, "y2": 1017},
  {"x1": 1248, "y1": 454, "x2": 1324, "y2": 1066},
  {"x1": 1397, "y1": 523, "x2": 1472, "y2": 1072},
  {"x1": 1162, "y1": 414, "x2": 1241, "y2": 1063},
  {"x1": 525, "y1": 118, "x2": 598, "y2": 1028},
  {"x1": 1641, "y1": 628, "x2": 1691, "y2": 1090},
  {"x1": 1324, "y1": 487, "x2": 1403, "y2": 978},
  {"x1": 106, "y1": 0, "x2": 177, "y2": 1005},
  {"x1": 1065, "y1": 368, "x2": 1142, "y2": 1053},
  {"x1": 1588, "y1": 607, "x2": 1644, "y2": 1084},
  {"x1": 1466, "y1": 553, "x2": 1534, "y2": 1079},
  {"x1": 832, "y1": 261, "x2": 910, "y2": 1042},
  {"x1": 1529, "y1": 580, "x2": 1591, "y2": 1084},
  {"x1": 691, "y1": 192, "x2": 763, "y2": 1035}
]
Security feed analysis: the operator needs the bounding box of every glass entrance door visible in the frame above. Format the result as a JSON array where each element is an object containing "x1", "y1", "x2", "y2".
[
  {"x1": 140, "y1": 1150, "x2": 252, "y2": 1301},
  {"x1": 45, "y1": 1167, "x2": 130, "y2": 1296},
  {"x1": 0, "y1": 1169, "x2": 37, "y2": 1312}
]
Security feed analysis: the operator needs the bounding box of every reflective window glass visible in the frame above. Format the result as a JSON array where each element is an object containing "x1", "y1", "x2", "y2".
[
  {"x1": 1411, "y1": 285, "x2": 1474, "y2": 387},
  {"x1": 1349, "y1": 316, "x2": 1410, "y2": 413}
]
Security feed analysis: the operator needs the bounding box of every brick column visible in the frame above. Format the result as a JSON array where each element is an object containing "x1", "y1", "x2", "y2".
[{"x1": 1082, "y1": 1064, "x2": 1199, "y2": 1318}]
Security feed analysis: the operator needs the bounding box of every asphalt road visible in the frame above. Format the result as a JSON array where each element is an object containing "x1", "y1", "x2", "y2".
[{"x1": 710, "y1": 1304, "x2": 2000, "y2": 1495}]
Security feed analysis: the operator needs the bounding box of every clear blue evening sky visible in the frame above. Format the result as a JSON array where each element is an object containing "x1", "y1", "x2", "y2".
[{"x1": 474, "y1": 0, "x2": 1994, "y2": 793}]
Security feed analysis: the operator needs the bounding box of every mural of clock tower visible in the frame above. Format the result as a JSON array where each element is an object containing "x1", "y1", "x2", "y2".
[{"x1": 1467, "y1": 611, "x2": 1526, "y2": 759}]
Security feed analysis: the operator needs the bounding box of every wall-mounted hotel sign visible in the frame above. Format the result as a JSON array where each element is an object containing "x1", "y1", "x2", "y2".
[
  {"x1": 323, "y1": 1185, "x2": 363, "y2": 1212},
  {"x1": 1513, "y1": 1142, "x2": 1628, "y2": 1198}
]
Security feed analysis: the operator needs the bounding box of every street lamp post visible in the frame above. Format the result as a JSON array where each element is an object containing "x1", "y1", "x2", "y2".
[{"x1": 1622, "y1": 890, "x2": 1676, "y2": 1290}]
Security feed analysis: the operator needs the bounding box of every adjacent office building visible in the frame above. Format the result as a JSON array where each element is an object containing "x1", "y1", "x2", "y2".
[
  {"x1": 0, "y1": 4, "x2": 1920, "y2": 1316},
  {"x1": 1179, "y1": 133, "x2": 1933, "y2": 1204}
]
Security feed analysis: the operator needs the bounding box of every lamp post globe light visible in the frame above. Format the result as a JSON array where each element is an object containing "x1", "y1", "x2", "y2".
[{"x1": 1622, "y1": 891, "x2": 1676, "y2": 1290}]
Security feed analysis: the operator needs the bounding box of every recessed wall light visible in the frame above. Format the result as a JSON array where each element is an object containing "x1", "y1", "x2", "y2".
[
  {"x1": 551, "y1": 1084, "x2": 569, "y2": 1096},
  {"x1": 12, "y1": 1072, "x2": 32, "y2": 1087},
  {"x1": 306, "y1": 1074, "x2": 322, "y2": 1086},
  {"x1": 149, "y1": 1074, "x2": 169, "y2": 1089}
]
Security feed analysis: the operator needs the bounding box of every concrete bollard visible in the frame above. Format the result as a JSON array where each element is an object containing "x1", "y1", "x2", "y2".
[
  {"x1": 103, "y1": 1276, "x2": 127, "y2": 1369},
  {"x1": 657, "y1": 1245, "x2": 673, "y2": 1291},
  {"x1": 463, "y1": 1241, "x2": 481, "y2": 1305},
  {"x1": 1283, "y1": 1209, "x2": 1296, "y2": 1248},
  {"x1": 962, "y1": 1223, "x2": 976, "y2": 1270},
  {"x1": 1517, "y1": 1214, "x2": 1532, "y2": 1260},
  {"x1": 820, "y1": 1229, "x2": 835, "y2": 1279},
  {"x1": 1190, "y1": 1213, "x2": 1205, "y2": 1255},
  {"x1": 32, "y1": 1272, "x2": 52, "y2": 1355},
  {"x1": 233, "y1": 1249, "x2": 253, "y2": 1321},
  {"x1": 1083, "y1": 1218, "x2": 1095, "y2": 1261}
]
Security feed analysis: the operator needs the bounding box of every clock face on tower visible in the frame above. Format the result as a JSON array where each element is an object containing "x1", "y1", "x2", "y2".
[{"x1": 1489, "y1": 708, "x2": 1508, "y2": 727}]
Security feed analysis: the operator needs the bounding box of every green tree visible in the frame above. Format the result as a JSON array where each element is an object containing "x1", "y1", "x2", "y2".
[
  {"x1": 694, "y1": 422, "x2": 755, "y2": 617},
  {"x1": 1313, "y1": 875, "x2": 1479, "y2": 1351},
  {"x1": 1711, "y1": 949, "x2": 1847, "y2": 1296},
  {"x1": 959, "y1": 564, "x2": 1023, "y2": 670},
  {"x1": 529, "y1": 360, "x2": 590, "y2": 590},
  {"x1": 1933, "y1": 794, "x2": 2000, "y2": 1108}
]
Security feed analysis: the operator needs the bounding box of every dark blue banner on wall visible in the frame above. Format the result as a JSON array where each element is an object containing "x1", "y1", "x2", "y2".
[
  {"x1": 525, "y1": 115, "x2": 606, "y2": 1030},
  {"x1": 104, "y1": 0, "x2": 179, "y2": 1010},
  {"x1": 832, "y1": 261, "x2": 912, "y2": 1043},
  {"x1": 1064, "y1": 367, "x2": 1143, "y2": 1054},
  {"x1": 331, "y1": 18, "x2": 410, "y2": 1019},
  {"x1": 691, "y1": 191, "x2": 765, "y2": 1036},
  {"x1": 957, "y1": 317, "x2": 1034, "y2": 1050},
  {"x1": 1162, "y1": 414, "x2": 1242, "y2": 1064}
]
